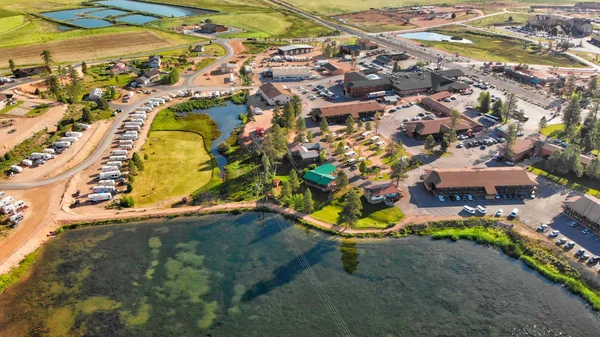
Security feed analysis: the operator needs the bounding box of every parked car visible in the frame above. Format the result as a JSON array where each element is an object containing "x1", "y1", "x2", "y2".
[
  {"x1": 556, "y1": 238, "x2": 567, "y2": 245},
  {"x1": 463, "y1": 205, "x2": 476, "y2": 215},
  {"x1": 549, "y1": 230, "x2": 560, "y2": 238},
  {"x1": 565, "y1": 241, "x2": 576, "y2": 249},
  {"x1": 589, "y1": 256, "x2": 600, "y2": 265},
  {"x1": 568, "y1": 221, "x2": 580, "y2": 228},
  {"x1": 437, "y1": 195, "x2": 445, "y2": 202},
  {"x1": 575, "y1": 249, "x2": 586, "y2": 257},
  {"x1": 582, "y1": 228, "x2": 591, "y2": 235},
  {"x1": 505, "y1": 161, "x2": 515, "y2": 166},
  {"x1": 537, "y1": 224, "x2": 548, "y2": 232},
  {"x1": 476, "y1": 205, "x2": 487, "y2": 214},
  {"x1": 495, "y1": 209, "x2": 503, "y2": 217},
  {"x1": 466, "y1": 194, "x2": 473, "y2": 201}
]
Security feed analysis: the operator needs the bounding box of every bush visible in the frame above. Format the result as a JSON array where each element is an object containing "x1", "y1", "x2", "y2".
[
  {"x1": 119, "y1": 196, "x2": 135, "y2": 208},
  {"x1": 218, "y1": 142, "x2": 231, "y2": 154},
  {"x1": 126, "y1": 183, "x2": 133, "y2": 193}
]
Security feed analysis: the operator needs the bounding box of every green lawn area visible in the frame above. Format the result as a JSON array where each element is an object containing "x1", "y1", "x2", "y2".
[
  {"x1": 203, "y1": 44, "x2": 226, "y2": 57},
  {"x1": 311, "y1": 193, "x2": 404, "y2": 229},
  {"x1": 0, "y1": 15, "x2": 23, "y2": 34},
  {"x1": 468, "y1": 13, "x2": 531, "y2": 28},
  {"x1": 0, "y1": 100, "x2": 23, "y2": 114},
  {"x1": 355, "y1": 22, "x2": 417, "y2": 33},
  {"x1": 416, "y1": 26, "x2": 585, "y2": 67},
  {"x1": 25, "y1": 104, "x2": 49, "y2": 117},
  {"x1": 571, "y1": 51, "x2": 600, "y2": 66},
  {"x1": 528, "y1": 165, "x2": 600, "y2": 197},
  {"x1": 540, "y1": 124, "x2": 566, "y2": 138},
  {"x1": 130, "y1": 131, "x2": 214, "y2": 206}
]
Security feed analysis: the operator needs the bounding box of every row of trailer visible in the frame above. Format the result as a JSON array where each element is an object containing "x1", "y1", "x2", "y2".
[
  {"x1": 0, "y1": 191, "x2": 27, "y2": 226},
  {"x1": 10, "y1": 125, "x2": 91, "y2": 174}
]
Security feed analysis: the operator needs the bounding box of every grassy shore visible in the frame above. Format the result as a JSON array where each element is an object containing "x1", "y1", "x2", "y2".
[
  {"x1": 467, "y1": 13, "x2": 531, "y2": 28},
  {"x1": 0, "y1": 250, "x2": 39, "y2": 294}
]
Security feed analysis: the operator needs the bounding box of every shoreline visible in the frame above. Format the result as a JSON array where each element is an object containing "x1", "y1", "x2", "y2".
[{"x1": 3, "y1": 203, "x2": 600, "y2": 312}]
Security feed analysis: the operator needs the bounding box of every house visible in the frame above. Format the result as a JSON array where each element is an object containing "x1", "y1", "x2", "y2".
[
  {"x1": 148, "y1": 55, "x2": 161, "y2": 69},
  {"x1": 134, "y1": 69, "x2": 162, "y2": 87},
  {"x1": 287, "y1": 142, "x2": 321, "y2": 167},
  {"x1": 356, "y1": 38, "x2": 379, "y2": 50},
  {"x1": 199, "y1": 23, "x2": 228, "y2": 33},
  {"x1": 277, "y1": 44, "x2": 314, "y2": 56},
  {"x1": 374, "y1": 53, "x2": 410, "y2": 66},
  {"x1": 107, "y1": 61, "x2": 128, "y2": 74},
  {"x1": 339, "y1": 44, "x2": 361, "y2": 56},
  {"x1": 89, "y1": 88, "x2": 103, "y2": 101},
  {"x1": 258, "y1": 82, "x2": 293, "y2": 105},
  {"x1": 388, "y1": 70, "x2": 468, "y2": 96},
  {"x1": 343, "y1": 71, "x2": 393, "y2": 97},
  {"x1": 364, "y1": 183, "x2": 403, "y2": 204},
  {"x1": 192, "y1": 45, "x2": 205, "y2": 53},
  {"x1": 270, "y1": 67, "x2": 311, "y2": 81},
  {"x1": 403, "y1": 115, "x2": 483, "y2": 139},
  {"x1": 221, "y1": 63, "x2": 236, "y2": 74},
  {"x1": 12, "y1": 66, "x2": 45, "y2": 78},
  {"x1": 420, "y1": 97, "x2": 452, "y2": 116},
  {"x1": 531, "y1": 140, "x2": 593, "y2": 166},
  {"x1": 310, "y1": 101, "x2": 384, "y2": 123},
  {"x1": 302, "y1": 164, "x2": 337, "y2": 191},
  {"x1": 0, "y1": 93, "x2": 11, "y2": 110},
  {"x1": 563, "y1": 195, "x2": 600, "y2": 233},
  {"x1": 423, "y1": 167, "x2": 538, "y2": 199},
  {"x1": 321, "y1": 62, "x2": 344, "y2": 76}
]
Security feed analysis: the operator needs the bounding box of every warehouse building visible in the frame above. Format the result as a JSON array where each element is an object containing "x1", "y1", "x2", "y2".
[
  {"x1": 563, "y1": 195, "x2": 600, "y2": 233},
  {"x1": 277, "y1": 44, "x2": 314, "y2": 56},
  {"x1": 310, "y1": 101, "x2": 384, "y2": 123}
]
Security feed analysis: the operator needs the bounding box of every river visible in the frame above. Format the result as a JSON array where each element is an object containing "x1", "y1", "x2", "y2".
[{"x1": 0, "y1": 213, "x2": 599, "y2": 336}]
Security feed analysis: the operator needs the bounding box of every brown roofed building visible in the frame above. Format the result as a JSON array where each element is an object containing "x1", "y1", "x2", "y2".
[
  {"x1": 563, "y1": 195, "x2": 600, "y2": 233},
  {"x1": 423, "y1": 167, "x2": 538, "y2": 198},
  {"x1": 199, "y1": 23, "x2": 227, "y2": 33},
  {"x1": 364, "y1": 183, "x2": 403, "y2": 204},
  {"x1": 403, "y1": 114, "x2": 483, "y2": 140},
  {"x1": 310, "y1": 101, "x2": 384, "y2": 123},
  {"x1": 258, "y1": 83, "x2": 293, "y2": 105},
  {"x1": 420, "y1": 97, "x2": 452, "y2": 116},
  {"x1": 356, "y1": 38, "x2": 379, "y2": 50}
]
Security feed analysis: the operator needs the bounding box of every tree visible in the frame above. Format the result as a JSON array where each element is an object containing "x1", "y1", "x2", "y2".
[
  {"x1": 562, "y1": 96, "x2": 581, "y2": 137},
  {"x1": 97, "y1": 97, "x2": 109, "y2": 110},
  {"x1": 588, "y1": 76, "x2": 598, "y2": 96},
  {"x1": 8, "y1": 59, "x2": 15, "y2": 72},
  {"x1": 218, "y1": 142, "x2": 231, "y2": 154},
  {"x1": 508, "y1": 16, "x2": 513, "y2": 22},
  {"x1": 580, "y1": 105, "x2": 597, "y2": 152},
  {"x1": 386, "y1": 142, "x2": 399, "y2": 159},
  {"x1": 585, "y1": 157, "x2": 600, "y2": 179},
  {"x1": 336, "y1": 170, "x2": 349, "y2": 189},
  {"x1": 280, "y1": 181, "x2": 292, "y2": 203},
  {"x1": 45, "y1": 75, "x2": 61, "y2": 97},
  {"x1": 336, "y1": 141, "x2": 345, "y2": 155},
  {"x1": 306, "y1": 131, "x2": 314, "y2": 142},
  {"x1": 564, "y1": 73, "x2": 576, "y2": 98},
  {"x1": 491, "y1": 99, "x2": 503, "y2": 119},
  {"x1": 81, "y1": 61, "x2": 88, "y2": 75},
  {"x1": 289, "y1": 169, "x2": 300, "y2": 191},
  {"x1": 365, "y1": 122, "x2": 372, "y2": 131},
  {"x1": 263, "y1": 124, "x2": 287, "y2": 164},
  {"x1": 424, "y1": 135, "x2": 436, "y2": 153},
  {"x1": 374, "y1": 112, "x2": 382, "y2": 133},
  {"x1": 503, "y1": 123, "x2": 518, "y2": 160},
  {"x1": 448, "y1": 109, "x2": 461, "y2": 142},
  {"x1": 319, "y1": 117, "x2": 329, "y2": 134},
  {"x1": 440, "y1": 138, "x2": 449, "y2": 153},
  {"x1": 501, "y1": 93, "x2": 518, "y2": 122},
  {"x1": 339, "y1": 188, "x2": 362, "y2": 227},
  {"x1": 390, "y1": 160, "x2": 407, "y2": 186},
  {"x1": 477, "y1": 92, "x2": 491, "y2": 113},
  {"x1": 303, "y1": 188, "x2": 314, "y2": 213},
  {"x1": 451, "y1": 13, "x2": 456, "y2": 19},
  {"x1": 538, "y1": 116, "x2": 548, "y2": 133},
  {"x1": 40, "y1": 50, "x2": 52, "y2": 70},
  {"x1": 261, "y1": 154, "x2": 272, "y2": 179},
  {"x1": 282, "y1": 102, "x2": 295, "y2": 128},
  {"x1": 345, "y1": 115, "x2": 355, "y2": 134},
  {"x1": 295, "y1": 116, "x2": 306, "y2": 134},
  {"x1": 167, "y1": 67, "x2": 179, "y2": 85},
  {"x1": 356, "y1": 119, "x2": 363, "y2": 130},
  {"x1": 359, "y1": 161, "x2": 368, "y2": 175},
  {"x1": 81, "y1": 106, "x2": 93, "y2": 123}
]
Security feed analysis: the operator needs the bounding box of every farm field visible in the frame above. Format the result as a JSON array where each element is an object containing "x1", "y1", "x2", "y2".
[
  {"x1": 130, "y1": 131, "x2": 214, "y2": 206},
  {"x1": 413, "y1": 26, "x2": 585, "y2": 67},
  {"x1": 467, "y1": 13, "x2": 531, "y2": 28},
  {"x1": 0, "y1": 28, "x2": 201, "y2": 69}
]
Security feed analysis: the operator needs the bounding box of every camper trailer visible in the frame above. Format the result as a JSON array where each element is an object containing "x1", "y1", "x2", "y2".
[
  {"x1": 60, "y1": 137, "x2": 79, "y2": 143},
  {"x1": 92, "y1": 185, "x2": 117, "y2": 193},
  {"x1": 111, "y1": 150, "x2": 128, "y2": 156},
  {"x1": 9, "y1": 212, "x2": 24, "y2": 224},
  {"x1": 88, "y1": 193, "x2": 113, "y2": 202},
  {"x1": 53, "y1": 141, "x2": 72, "y2": 148},
  {"x1": 130, "y1": 114, "x2": 147, "y2": 120},
  {"x1": 21, "y1": 159, "x2": 33, "y2": 167},
  {"x1": 101, "y1": 165, "x2": 120, "y2": 172},
  {"x1": 109, "y1": 155, "x2": 128, "y2": 161},
  {"x1": 129, "y1": 118, "x2": 145, "y2": 125},
  {"x1": 124, "y1": 121, "x2": 144, "y2": 127},
  {"x1": 10, "y1": 165, "x2": 22, "y2": 173},
  {"x1": 78, "y1": 123, "x2": 91, "y2": 130},
  {"x1": 43, "y1": 148, "x2": 56, "y2": 154},
  {"x1": 119, "y1": 144, "x2": 133, "y2": 149},
  {"x1": 98, "y1": 179, "x2": 116, "y2": 186},
  {"x1": 99, "y1": 171, "x2": 121, "y2": 180},
  {"x1": 29, "y1": 152, "x2": 52, "y2": 160},
  {"x1": 0, "y1": 196, "x2": 14, "y2": 207},
  {"x1": 120, "y1": 133, "x2": 138, "y2": 140},
  {"x1": 65, "y1": 132, "x2": 83, "y2": 138},
  {"x1": 12, "y1": 200, "x2": 25, "y2": 210},
  {"x1": 124, "y1": 125, "x2": 141, "y2": 132},
  {"x1": 2, "y1": 204, "x2": 16, "y2": 215},
  {"x1": 106, "y1": 161, "x2": 123, "y2": 168},
  {"x1": 119, "y1": 140, "x2": 134, "y2": 145}
]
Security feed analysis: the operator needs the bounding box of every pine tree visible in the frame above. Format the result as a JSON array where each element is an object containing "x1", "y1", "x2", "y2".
[
  {"x1": 8, "y1": 59, "x2": 15, "y2": 72},
  {"x1": 339, "y1": 188, "x2": 362, "y2": 227},
  {"x1": 365, "y1": 122, "x2": 372, "y2": 131},
  {"x1": 538, "y1": 116, "x2": 548, "y2": 132},
  {"x1": 359, "y1": 161, "x2": 368, "y2": 175},
  {"x1": 303, "y1": 188, "x2": 314, "y2": 213},
  {"x1": 336, "y1": 141, "x2": 345, "y2": 155},
  {"x1": 562, "y1": 96, "x2": 581, "y2": 137},
  {"x1": 585, "y1": 157, "x2": 600, "y2": 179},
  {"x1": 424, "y1": 135, "x2": 436, "y2": 153},
  {"x1": 81, "y1": 61, "x2": 88, "y2": 75},
  {"x1": 491, "y1": 99, "x2": 503, "y2": 119},
  {"x1": 319, "y1": 117, "x2": 329, "y2": 134},
  {"x1": 295, "y1": 116, "x2": 306, "y2": 133},
  {"x1": 280, "y1": 181, "x2": 292, "y2": 203},
  {"x1": 336, "y1": 170, "x2": 349, "y2": 189},
  {"x1": 390, "y1": 161, "x2": 407, "y2": 186},
  {"x1": 81, "y1": 106, "x2": 93, "y2": 124},
  {"x1": 289, "y1": 169, "x2": 300, "y2": 191},
  {"x1": 440, "y1": 139, "x2": 449, "y2": 153},
  {"x1": 501, "y1": 93, "x2": 517, "y2": 122},
  {"x1": 478, "y1": 92, "x2": 491, "y2": 113},
  {"x1": 345, "y1": 115, "x2": 355, "y2": 134}
]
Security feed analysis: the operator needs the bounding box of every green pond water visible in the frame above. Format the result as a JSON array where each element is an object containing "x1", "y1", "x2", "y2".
[{"x1": 1, "y1": 212, "x2": 600, "y2": 336}]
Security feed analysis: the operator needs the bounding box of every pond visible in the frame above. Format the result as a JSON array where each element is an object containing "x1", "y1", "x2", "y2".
[
  {"x1": 42, "y1": 8, "x2": 98, "y2": 21},
  {"x1": 88, "y1": 9, "x2": 129, "y2": 18},
  {"x1": 193, "y1": 101, "x2": 245, "y2": 170},
  {"x1": 97, "y1": 0, "x2": 210, "y2": 17},
  {"x1": 1, "y1": 213, "x2": 599, "y2": 336},
  {"x1": 70, "y1": 18, "x2": 113, "y2": 28},
  {"x1": 118, "y1": 14, "x2": 159, "y2": 24},
  {"x1": 399, "y1": 31, "x2": 473, "y2": 44}
]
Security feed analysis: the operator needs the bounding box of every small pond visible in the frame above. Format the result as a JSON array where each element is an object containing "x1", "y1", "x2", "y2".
[
  {"x1": 70, "y1": 18, "x2": 113, "y2": 28},
  {"x1": 118, "y1": 14, "x2": 158, "y2": 24},
  {"x1": 97, "y1": 0, "x2": 207, "y2": 17},
  {"x1": 42, "y1": 8, "x2": 98, "y2": 21},
  {"x1": 89, "y1": 9, "x2": 129, "y2": 18},
  {"x1": 399, "y1": 31, "x2": 473, "y2": 44},
  {"x1": 57, "y1": 25, "x2": 73, "y2": 31}
]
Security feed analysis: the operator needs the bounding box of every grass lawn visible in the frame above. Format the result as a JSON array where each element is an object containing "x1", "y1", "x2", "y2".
[
  {"x1": 195, "y1": 58, "x2": 216, "y2": 70},
  {"x1": 243, "y1": 41, "x2": 288, "y2": 54},
  {"x1": 25, "y1": 104, "x2": 49, "y2": 117},
  {"x1": 528, "y1": 164, "x2": 600, "y2": 197},
  {"x1": 416, "y1": 26, "x2": 585, "y2": 67},
  {"x1": 311, "y1": 192, "x2": 404, "y2": 229},
  {"x1": 130, "y1": 131, "x2": 214, "y2": 206},
  {"x1": 203, "y1": 44, "x2": 226, "y2": 57},
  {"x1": 468, "y1": 13, "x2": 531, "y2": 28},
  {"x1": 0, "y1": 100, "x2": 23, "y2": 114},
  {"x1": 0, "y1": 15, "x2": 23, "y2": 34},
  {"x1": 540, "y1": 123, "x2": 565, "y2": 137},
  {"x1": 571, "y1": 51, "x2": 600, "y2": 66},
  {"x1": 356, "y1": 23, "x2": 417, "y2": 33}
]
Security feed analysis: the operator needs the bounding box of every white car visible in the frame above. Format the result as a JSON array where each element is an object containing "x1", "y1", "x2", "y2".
[
  {"x1": 466, "y1": 194, "x2": 473, "y2": 201},
  {"x1": 344, "y1": 151, "x2": 356, "y2": 157},
  {"x1": 549, "y1": 230, "x2": 560, "y2": 238},
  {"x1": 495, "y1": 209, "x2": 503, "y2": 217},
  {"x1": 505, "y1": 161, "x2": 515, "y2": 166},
  {"x1": 463, "y1": 205, "x2": 476, "y2": 215},
  {"x1": 476, "y1": 205, "x2": 487, "y2": 214},
  {"x1": 437, "y1": 195, "x2": 445, "y2": 202}
]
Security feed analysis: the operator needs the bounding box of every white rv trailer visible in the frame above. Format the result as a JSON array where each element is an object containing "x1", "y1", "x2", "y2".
[
  {"x1": 21, "y1": 159, "x2": 33, "y2": 167},
  {"x1": 98, "y1": 179, "x2": 116, "y2": 186},
  {"x1": 0, "y1": 196, "x2": 14, "y2": 207},
  {"x1": 106, "y1": 161, "x2": 123, "y2": 167},
  {"x1": 10, "y1": 165, "x2": 22, "y2": 173},
  {"x1": 60, "y1": 137, "x2": 79, "y2": 143},
  {"x1": 101, "y1": 165, "x2": 120, "y2": 172},
  {"x1": 88, "y1": 193, "x2": 113, "y2": 202},
  {"x1": 99, "y1": 171, "x2": 121, "y2": 180},
  {"x1": 109, "y1": 155, "x2": 128, "y2": 161},
  {"x1": 53, "y1": 141, "x2": 72, "y2": 148},
  {"x1": 65, "y1": 132, "x2": 83, "y2": 138},
  {"x1": 43, "y1": 148, "x2": 56, "y2": 154},
  {"x1": 119, "y1": 144, "x2": 133, "y2": 150},
  {"x1": 120, "y1": 133, "x2": 138, "y2": 140},
  {"x1": 112, "y1": 150, "x2": 128, "y2": 156},
  {"x1": 92, "y1": 185, "x2": 117, "y2": 193},
  {"x1": 119, "y1": 140, "x2": 134, "y2": 145}
]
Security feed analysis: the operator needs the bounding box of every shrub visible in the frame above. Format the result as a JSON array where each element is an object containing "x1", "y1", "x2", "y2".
[
  {"x1": 119, "y1": 196, "x2": 135, "y2": 208},
  {"x1": 217, "y1": 142, "x2": 231, "y2": 154}
]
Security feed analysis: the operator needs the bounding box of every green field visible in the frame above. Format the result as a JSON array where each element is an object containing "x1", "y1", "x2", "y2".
[
  {"x1": 0, "y1": 100, "x2": 23, "y2": 115},
  {"x1": 468, "y1": 13, "x2": 531, "y2": 28},
  {"x1": 416, "y1": 26, "x2": 584, "y2": 67},
  {"x1": 130, "y1": 131, "x2": 214, "y2": 206},
  {"x1": 540, "y1": 123, "x2": 565, "y2": 137},
  {"x1": 0, "y1": 15, "x2": 23, "y2": 34},
  {"x1": 311, "y1": 192, "x2": 404, "y2": 229}
]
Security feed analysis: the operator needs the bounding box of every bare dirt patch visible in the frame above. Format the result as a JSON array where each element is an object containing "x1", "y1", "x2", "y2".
[{"x1": 0, "y1": 31, "x2": 172, "y2": 68}]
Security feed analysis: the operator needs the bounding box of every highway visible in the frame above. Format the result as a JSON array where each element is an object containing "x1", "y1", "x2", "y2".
[{"x1": 0, "y1": 39, "x2": 234, "y2": 190}]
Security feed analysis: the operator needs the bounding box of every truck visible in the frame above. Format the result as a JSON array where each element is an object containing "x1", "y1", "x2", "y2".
[
  {"x1": 21, "y1": 159, "x2": 33, "y2": 167},
  {"x1": 53, "y1": 141, "x2": 72, "y2": 148},
  {"x1": 101, "y1": 165, "x2": 120, "y2": 172},
  {"x1": 43, "y1": 148, "x2": 56, "y2": 154},
  {"x1": 365, "y1": 91, "x2": 387, "y2": 99},
  {"x1": 119, "y1": 140, "x2": 133, "y2": 145},
  {"x1": 109, "y1": 155, "x2": 128, "y2": 161},
  {"x1": 111, "y1": 150, "x2": 128, "y2": 156},
  {"x1": 0, "y1": 196, "x2": 14, "y2": 207},
  {"x1": 124, "y1": 125, "x2": 141, "y2": 131},
  {"x1": 10, "y1": 165, "x2": 22, "y2": 173},
  {"x1": 88, "y1": 193, "x2": 113, "y2": 202},
  {"x1": 119, "y1": 144, "x2": 133, "y2": 149},
  {"x1": 120, "y1": 133, "x2": 138, "y2": 140},
  {"x1": 65, "y1": 132, "x2": 83, "y2": 138},
  {"x1": 98, "y1": 179, "x2": 116, "y2": 186},
  {"x1": 61, "y1": 137, "x2": 79, "y2": 143},
  {"x1": 92, "y1": 185, "x2": 116, "y2": 193},
  {"x1": 99, "y1": 171, "x2": 121, "y2": 180}
]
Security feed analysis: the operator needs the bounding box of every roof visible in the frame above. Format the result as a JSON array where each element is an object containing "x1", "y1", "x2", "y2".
[
  {"x1": 427, "y1": 91, "x2": 452, "y2": 101},
  {"x1": 423, "y1": 167, "x2": 538, "y2": 194},
  {"x1": 404, "y1": 115, "x2": 483, "y2": 136},
  {"x1": 288, "y1": 142, "x2": 320, "y2": 153},
  {"x1": 202, "y1": 23, "x2": 224, "y2": 29},
  {"x1": 420, "y1": 97, "x2": 452, "y2": 115},
  {"x1": 365, "y1": 183, "x2": 403, "y2": 197},
  {"x1": 300, "y1": 152, "x2": 319, "y2": 160},
  {"x1": 0, "y1": 93, "x2": 8, "y2": 101},
  {"x1": 260, "y1": 83, "x2": 292, "y2": 99},
  {"x1": 388, "y1": 70, "x2": 467, "y2": 92},
  {"x1": 303, "y1": 164, "x2": 336, "y2": 187},
  {"x1": 90, "y1": 88, "x2": 102, "y2": 96},
  {"x1": 512, "y1": 138, "x2": 536, "y2": 154},
  {"x1": 312, "y1": 101, "x2": 384, "y2": 119},
  {"x1": 272, "y1": 67, "x2": 310, "y2": 77},
  {"x1": 563, "y1": 195, "x2": 600, "y2": 224},
  {"x1": 322, "y1": 63, "x2": 340, "y2": 72},
  {"x1": 435, "y1": 69, "x2": 464, "y2": 78},
  {"x1": 222, "y1": 63, "x2": 236, "y2": 68},
  {"x1": 278, "y1": 44, "x2": 314, "y2": 52}
]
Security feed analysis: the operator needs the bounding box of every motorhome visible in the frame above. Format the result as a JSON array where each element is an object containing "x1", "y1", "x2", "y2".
[
  {"x1": 101, "y1": 165, "x2": 120, "y2": 172},
  {"x1": 65, "y1": 132, "x2": 83, "y2": 138},
  {"x1": 53, "y1": 141, "x2": 72, "y2": 148},
  {"x1": 99, "y1": 171, "x2": 121, "y2": 179},
  {"x1": 88, "y1": 193, "x2": 113, "y2": 202},
  {"x1": 109, "y1": 155, "x2": 128, "y2": 161}
]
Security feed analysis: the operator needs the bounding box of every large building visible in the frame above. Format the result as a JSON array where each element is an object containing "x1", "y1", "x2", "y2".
[
  {"x1": 199, "y1": 23, "x2": 228, "y2": 33},
  {"x1": 303, "y1": 164, "x2": 337, "y2": 191},
  {"x1": 258, "y1": 83, "x2": 293, "y2": 105},
  {"x1": 277, "y1": 44, "x2": 314, "y2": 56},
  {"x1": 356, "y1": 38, "x2": 379, "y2": 50},
  {"x1": 363, "y1": 183, "x2": 403, "y2": 204},
  {"x1": 12, "y1": 66, "x2": 45, "y2": 78},
  {"x1": 287, "y1": 142, "x2": 321, "y2": 167},
  {"x1": 343, "y1": 71, "x2": 392, "y2": 98},
  {"x1": 528, "y1": 15, "x2": 593, "y2": 37},
  {"x1": 269, "y1": 67, "x2": 311, "y2": 81},
  {"x1": 563, "y1": 195, "x2": 600, "y2": 233},
  {"x1": 403, "y1": 114, "x2": 483, "y2": 139},
  {"x1": 310, "y1": 101, "x2": 384, "y2": 123},
  {"x1": 373, "y1": 53, "x2": 410, "y2": 66},
  {"x1": 423, "y1": 167, "x2": 538, "y2": 199}
]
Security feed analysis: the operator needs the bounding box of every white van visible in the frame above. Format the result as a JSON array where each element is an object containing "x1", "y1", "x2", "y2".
[
  {"x1": 463, "y1": 205, "x2": 475, "y2": 215},
  {"x1": 510, "y1": 208, "x2": 519, "y2": 218}
]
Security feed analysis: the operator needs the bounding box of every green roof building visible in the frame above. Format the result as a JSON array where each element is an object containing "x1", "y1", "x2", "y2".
[{"x1": 303, "y1": 164, "x2": 337, "y2": 191}]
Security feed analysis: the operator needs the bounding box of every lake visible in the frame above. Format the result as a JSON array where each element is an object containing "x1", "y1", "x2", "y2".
[
  {"x1": 118, "y1": 14, "x2": 158, "y2": 25},
  {"x1": 70, "y1": 18, "x2": 113, "y2": 28},
  {"x1": 1, "y1": 213, "x2": 599, "y2": 336},
  {"x1": 97, "y1": 0, "x2": 210, "y2": 17},
  {"x1": 42, "y1": 8, "x2": 99, "y2": 21},
  {"x1": 193, "y1": 102, "x2": 245, "y2": 170},
  {"x1": 399, "y1": 32, "x2": 473, "y2": 44}
]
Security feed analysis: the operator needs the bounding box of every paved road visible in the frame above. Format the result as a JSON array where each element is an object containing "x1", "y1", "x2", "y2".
[{"x1": 0, "y1": 39, "x2": 234, "y2": 190}]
